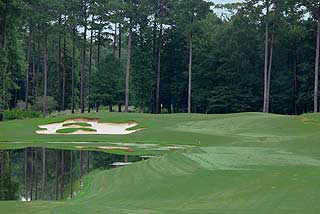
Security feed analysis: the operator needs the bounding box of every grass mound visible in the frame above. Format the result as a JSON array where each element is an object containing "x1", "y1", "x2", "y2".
[
  {"x1": 62, "y1": 122, "x2": 92, "y2": 127},
  {"x1": 56, "y1": 127, "x2": 96, "y2": 134}
]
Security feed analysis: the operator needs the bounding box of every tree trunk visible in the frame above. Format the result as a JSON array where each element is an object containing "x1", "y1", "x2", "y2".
[
  {"x1": 187, "y1": 31, "x2": 193, "y2": 114},
  {"x1": 125, "y1": 23, "x2": 132, "y2": 112},
  {"x1": 62, "y1": 30, "x2": 67, "y2": 110},
  {"x1": 81, "y1": 19, "x2": 87, "y2": 114},
  {"x1": 41, "y1": 148, "x2": 46, "y2": 200},
  {"x1": 263, "y1": 0, "x2": 270, "y2": 113},
  {"x1": 69, "y1": 151, "x2": 73, "y2": 198},
  {"x1": 71, "y1": 27, "x2": 76, "y2": 114},
  {"x1": 57, "y1": 16, "x2": 62, "y2": 111},
  {"x1": 118, "y1": 24, "x2": 122, "y2": 59},
  {"x1": 266, "y1": 33, "x2": 274, "y2": 113},
  {"x1": 60, "y1": 150, "x2": 64, "y2": 200},
  {"x1": 97, "y1": 18, "x2": 102, "y2": 68},
  {"x1": 42, "y1": 33, "x2": 48, "y2": 116},
  {"x1": 314, "y1": 17, "x2": 320, "y2": 113},
  {"x1": 25, "y1": 28, "x2": 32, "y2": 110},
  {"x1": 293, "y1": 46, "x2": 298, "y2": 115},
  {"x1": 36, "y1": 40, "x2": 40, "y2": 99},
  {"x1": 32, "y1": 42, "x2": 36, "y2": 100},
  {"x1": 97, "y1": 28, "x2": 101, "y2": 69},
  {"x1": 96, "y1": 103, "x2": 99, "y2": 112},
  {"x1": 113, "y1": 24, "x2": 117, "y2": 57},
  {"x1": 152, "y1": 19, "x2": 157, "y2": 114},
  {"x1": 156, "y1": 24, "x2": 163, "y2": 114},
  {"x1": 88, "y1": 27, "x2": 94, "y2": 113}
]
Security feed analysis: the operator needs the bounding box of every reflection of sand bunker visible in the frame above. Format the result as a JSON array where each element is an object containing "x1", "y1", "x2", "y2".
[{"x1": 36, "y1": 118, "x2": 141, "y2": 135}]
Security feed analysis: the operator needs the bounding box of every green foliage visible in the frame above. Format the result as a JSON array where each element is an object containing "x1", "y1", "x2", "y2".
[
  {"x1": 33, "y1": 96, "x2": 58, "y2": 113},
  {"x1": 3, "y1": 109, "x2": 41, "y2": 120},
  {"x1": 92, "y1": 54, "x2": 121, "y2": 106}
]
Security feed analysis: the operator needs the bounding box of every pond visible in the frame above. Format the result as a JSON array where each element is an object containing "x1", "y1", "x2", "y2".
[{"x1": 0, "y1": 148, "x2": 142, "y2": 201}]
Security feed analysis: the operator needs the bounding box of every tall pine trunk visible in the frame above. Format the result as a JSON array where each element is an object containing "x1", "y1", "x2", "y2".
[
  {"x1": 62, "y1": 28, "x2": 67, "y2": 110},
  {"x1": 25, "y1": 28, "x2": 32, "y2": 110},
  {"x1": 88, "y1": 27, "x2": 94, "y2": 113},
  {"x1": 263, "y1": 0, "x2": 270, "y2": 113},
  {"x1": 80, "y1": 17, "x2": 87, "y2": 114},
  {"x1": 32, "y1": 42, "x2": 36, "y2": 100},
  {"x1": 113, "y1": 24, "x2": 117, "y2": 57},
  {"x1": 314, "y1": 16, "x2": 320, "y2": 113},
  {"x1": 266, "y1": 33, "x2": 274, "y2": 113},
  {"x1": 71, "y1": 27, "x2": 76, "y2": 114},
  {"x1": 125, "y1": 23, "x2": 132, "y2": 112},
  {"x1": 42, "y1": 33, "x2": 48, "y2": 116},
  {"x1": 97, "y1": 27, "x2": 101, "y2": 68},
  {"x1": 118, "y1": 24, "x2": 122, "y2": 59},
  {"x1": 36, "y1": 40, "x2": 40, "y2": 99},
  {"x1": 57, "y1": 16, "x2": 62, "y2": 110},
  {"x1": 156, "y1": 24, "x2": 163, "y2": 114},
  {"x1": 187, "y1": 31, "x2": 193, "y2": 114}
]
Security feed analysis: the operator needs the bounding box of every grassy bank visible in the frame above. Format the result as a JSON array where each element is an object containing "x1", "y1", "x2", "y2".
[{"x1": 1, "y1": 112, "x2": 320, "y2": 213}]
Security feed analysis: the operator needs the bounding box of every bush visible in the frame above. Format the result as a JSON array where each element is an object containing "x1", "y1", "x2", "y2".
[
  {"x1": 33, "y1": 96, "x2": 58, "y2": 113},
  {"x1": 16, "y1": 100, "x2": 28, "y2": 111},
  {"x1": 4, "y1": 109, "x2": 41, "y2": 120}
]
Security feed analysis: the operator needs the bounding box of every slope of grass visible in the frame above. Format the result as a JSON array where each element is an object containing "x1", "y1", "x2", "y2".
[{"x1": 1, "y1": 112, "x2": 320, "y2": 213}]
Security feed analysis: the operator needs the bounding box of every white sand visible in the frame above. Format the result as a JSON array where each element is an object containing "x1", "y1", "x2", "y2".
[{"x1": 36, "y1": 119, "x2": 141, "y2": 135}]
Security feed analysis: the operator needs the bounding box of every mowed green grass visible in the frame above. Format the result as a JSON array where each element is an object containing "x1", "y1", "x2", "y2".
[
  {"x1": 56, "y1": 127, "x2": 97, "y2": 133},
  {"x1": 62, "y1": 122, "x2": 92, "y2": 127},
  {"x1": 1, "y1": 112, "x2": 320, "y2": 213}
]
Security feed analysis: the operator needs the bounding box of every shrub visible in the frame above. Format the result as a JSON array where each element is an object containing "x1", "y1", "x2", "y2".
[
  {"x1": 33, "y1": 96, "x2": 58, "y2": 113},
  {"x1": 16, "y1": 100, "x2": 29, "y2": 111},
  {"x1": 4, "y1": 109, "x2": 41, "y2": 120}
]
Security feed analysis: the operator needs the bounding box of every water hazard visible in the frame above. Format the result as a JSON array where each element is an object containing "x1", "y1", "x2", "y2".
[{"x1": 0, "y1": 148, "x2": 142, "y2": 201}]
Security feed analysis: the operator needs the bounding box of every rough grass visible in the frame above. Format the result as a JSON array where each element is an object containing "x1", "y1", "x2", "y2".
[
  {"x1": 56, "y1": 127, "x2": 96, "y2": 133},
  {"x1": 1, "y1": 112, "x2": 320, "y2": 213},
  {"x1": 62, "y1": 122, "x2": 92, "y2": 127}
]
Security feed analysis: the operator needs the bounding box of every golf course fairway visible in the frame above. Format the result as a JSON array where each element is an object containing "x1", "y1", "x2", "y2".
[{"x1": 0, "y1": 112, "x2": 320, "y2": 213}]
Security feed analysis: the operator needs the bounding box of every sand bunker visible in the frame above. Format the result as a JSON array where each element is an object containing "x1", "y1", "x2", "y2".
[{"x1": 36, "y1": 118, "x2": 141, "y2": 135}]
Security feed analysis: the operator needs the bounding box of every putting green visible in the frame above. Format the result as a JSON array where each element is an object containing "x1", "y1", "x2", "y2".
[{"x1": 0, "y1": 112, "x2": 320, "y2": 213}]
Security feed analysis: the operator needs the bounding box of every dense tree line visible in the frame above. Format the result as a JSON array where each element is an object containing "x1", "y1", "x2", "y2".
[{"x1": 1, "y1": 0, "x2": 320, "y2": 119}]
